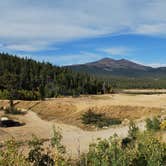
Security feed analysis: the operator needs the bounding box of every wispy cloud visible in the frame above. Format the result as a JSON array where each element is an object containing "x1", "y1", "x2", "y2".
[
  {"x1": 100, "y1": 46, "x2": 132, "y2": 55},
  {"x1": 18, "y1": 52, "x2": 166, "y2": 68},
  {"x1": 16, "y1": 52, "x2": 103, "y2": 66},
  {"x1": 135, "y1": 24, "x2": 166, "y2": 36},
  {"x1": 55, "y1": 52, "x2": 102, "y2": 66},
  {"x1": 0, "y1": 0, "x2": 166, "y2": 52},
  {"x1": 0, "y1": 42, "x2": 59, "y2": 52},
  {"x1": 147, "y1": 63, "x2": 166, "y2": 68}
]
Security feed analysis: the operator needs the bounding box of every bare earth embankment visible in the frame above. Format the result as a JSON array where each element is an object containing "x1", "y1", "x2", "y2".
[{"x1": 0, "y1": 93, "x2": 166, "y2": 156}]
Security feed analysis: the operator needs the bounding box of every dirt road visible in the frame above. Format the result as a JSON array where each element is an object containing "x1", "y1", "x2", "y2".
[
  {"x1": 1, "y1": 93, "x2": 165, "y2": 156},
  {"x1": 0, "y1": 94, "x2": 163, "y2": 128},
  {"x1": 0, "y1": 110, "x2": 145, "y2": 157}
]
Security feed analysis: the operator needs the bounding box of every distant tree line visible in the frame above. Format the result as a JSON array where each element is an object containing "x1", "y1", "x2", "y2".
[
  {"x1": 1, "y1": 53, "x2": 165, "y2": 100},
  {"x1": 96, "y1": 76, "x2": 166, "y2": 89},
  {"x1": 0, "y1": 53, "x2": 111, "y2": 100}
]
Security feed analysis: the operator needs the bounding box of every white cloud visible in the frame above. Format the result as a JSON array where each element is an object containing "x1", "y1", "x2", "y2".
[
  {"x1": 100, "y1": 46, "x2": 132, "y2": 55},
  {"x1": 0, "y1": 0, "x2": 166, "y2": 51},
  {"x1": 55, "y1": 52, "x2": 102, "y2": 65},
  {"x1": 3, "y1": 43, "x2": 49, "y2": 52},
  {"x1": 16, "y1": 52, "x2": 166, "y2": 67},
  {"x1": 135, "y1": 24, "x2": 166, "y2": 36},
  {"x1": 16, "y1": 52, "x2": 103, "y2": 66},
  {"x1": 147, "y1": 63, "x2": 166, "y2": 68},
  {"x1": 0, "y1": 41, "x2": 59, "y2": 52}
]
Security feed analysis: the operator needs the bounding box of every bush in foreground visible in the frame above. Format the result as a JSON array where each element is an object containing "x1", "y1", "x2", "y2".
[
  {"x1": 0, "y1": 123, "x2": 166, "y2": 166},
  {"x1": 0, "y1": 128, "x2": 71, "y2": 166},
  {"x1": 160, "y1": 120, "x2": 166, "y2": 130},
  {"x1": 80, "y1": 130, "x2": 166, "y2": 166},
  {"x1": 146, "y1": 117, "x2": 160, "y2": 131}
]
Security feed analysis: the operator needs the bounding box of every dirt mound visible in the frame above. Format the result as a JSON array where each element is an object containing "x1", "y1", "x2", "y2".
[
  {"x1": 0, "y1": 110, "x2": 146, "y2": 157},
  {"x1": 50, "y1": 105, "x2": 161, "y2": 129},
  {"x1": 0, "y1": 93, "x2": 165, "y2": 156},
  {"x1": 16, "y1": 103, "x2": 160, "y2": 129},
  {"x1": 90, "y1": 105, "x2": 161, "y2": 120},
  {"x1": 0, "y1": 94, "x2": 163, "y2": 129}
]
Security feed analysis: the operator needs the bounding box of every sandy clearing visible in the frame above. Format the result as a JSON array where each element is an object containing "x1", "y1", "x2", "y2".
[
  {"x1": 16, "y1": 94, "x2": 166, "y2": 109},
  {"x1": 0, "y1": 94, "x2": 163, "y2": 128},
  {"x1": 122, "y1": 89, "x2": 166, "y2": 93},
  {"x1": 0, "y1": 94, "x2": 166, "y2": 156},
  {"x1": 1, "y1": 94, "x2": 166, "y2": 112},
  {"x1": 0, "y1": 110, "x2": 146, "y2": 157}
]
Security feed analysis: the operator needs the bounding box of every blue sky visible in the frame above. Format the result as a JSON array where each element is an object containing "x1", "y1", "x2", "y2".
[{"x1": 0, "y1": 0, "x2": 166, "y2": 67}]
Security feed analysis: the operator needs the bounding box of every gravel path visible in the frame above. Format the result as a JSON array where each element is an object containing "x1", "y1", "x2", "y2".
[{"x1": 0, "y1": 110, "x2": 146, "y2": 157}]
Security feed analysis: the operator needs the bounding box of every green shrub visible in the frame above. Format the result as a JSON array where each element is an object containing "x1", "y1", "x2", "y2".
[
  {"x1": 152, "y1": 117, "x2": 160, "y2": 131},
  {"x1": 0, "y1": 89, "x2": 9, "y2": 99},
  {"x1": 160, "y1": 120, "x2": 166, "y2": 130},
  {"x1": 51, "y1": 127, "x2": 66, "y2": 154},
  {"x1": 28, "y1": 135, "x2": 54, "y2": 166},
  {"x1": 136, "y1": 132, "x2": 166, "y2": 166},
  {"x1": 79, "y1": 132, "x2": 166, "y2": 166},
  {"x1": 146, "y1": 118, "x2": 153, "y2": 130},
  {"x1": 0, "y1": 139, "x2": 29, "y2": 166},
  {"x1": 0, "y1": 129, "x2": 166, "y2": 166},
  {"x1": 0, "y1": 89, "x2": 40, "y2": 100},
  {"x1": 128, "y1": 120, "x2": 139, "y2": 139},
  {"x1": 27, "y1": 132, "x2": 71, "y2": 166},
  {"x1": 81, "y1": 109, "x2": 121, "y2": 128},
  {"x1": 146, "y1": 117, "x2": 160, "y2": 131},
  {"x1": 17, "y1": 90, "x2": 40, "y2": 100},
  {"x1": 4, "y1": 106, "x2": 22, "y2": 115}
]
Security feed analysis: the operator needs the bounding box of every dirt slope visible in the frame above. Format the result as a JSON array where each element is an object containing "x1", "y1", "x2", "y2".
[
  {"x1": 0, "y1": 110, "x2": 145, "y2": 157},
  {"x1": 0, "y1": 94, "x2": 165, "y2": 156},
  {"x1": 0, "y1": 94, "x2": 164, "y2": 128}
]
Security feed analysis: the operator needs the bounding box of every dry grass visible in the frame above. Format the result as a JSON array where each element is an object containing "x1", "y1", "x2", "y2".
[
  {"x1": 88, "y1": 105, "x2": 161, "y2": 119},
  {"x1": 55, "y1": 105, "x2": 161, "y2": 129},
  {"x1": 0, "y1": 100, "x2": 9, "y2": 107},
  {"x1": 122, "y1": 89, "x2": 166, "y2": 93},
  {"x1": 0, "y1": 94, "x2": 164, "y2": 129},
  {"x1": 0, "y1": 93, "x2": 165, "y2": 156}
]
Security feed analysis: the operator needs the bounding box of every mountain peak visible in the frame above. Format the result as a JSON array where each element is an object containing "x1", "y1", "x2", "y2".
[
  {"x1": 99, "y1": 57, "x2": 115, "y2": 61},
  {"x1": 83, "y1": 57, "x2": 151, "y2": 71},
  {"x1": 68, "y1": 58, "x2": 166, "y2": 78},
  {"x1": 118, "y1": 58, "x2": 128, "y2": 62},
  {"x1": 93, "y1": 58, "x2": 132, "y2": 64},
  {"x1": 89, "y1": 57, "x2": 115, "y2": 64}
]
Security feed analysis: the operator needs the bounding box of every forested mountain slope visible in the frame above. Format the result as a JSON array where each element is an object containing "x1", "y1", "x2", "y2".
[
  {"x1": 68, "y1": 58, "x2": 166, "y2": 78},
  {"x1": 0, "y1": 53, "x2": 110, "y2": 100},
  {"x1": 67, "y1": 58, "x2": 166, "y2": 89}
]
